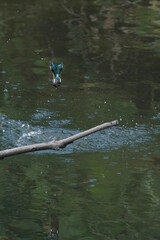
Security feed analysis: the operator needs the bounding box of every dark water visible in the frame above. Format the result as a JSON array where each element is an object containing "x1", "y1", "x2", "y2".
[{"x1": 0, "y1": 0, "x2": 160, "y2": 239}]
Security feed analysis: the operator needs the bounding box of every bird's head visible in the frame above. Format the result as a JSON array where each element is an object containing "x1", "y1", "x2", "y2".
[{"x1": 53, "y1": 75, "x2": 61, "y2": 88}]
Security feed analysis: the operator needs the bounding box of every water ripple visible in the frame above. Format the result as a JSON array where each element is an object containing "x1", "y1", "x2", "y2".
[{"x1": 0, "y1": 113, "x2": 160, "y2": 154}]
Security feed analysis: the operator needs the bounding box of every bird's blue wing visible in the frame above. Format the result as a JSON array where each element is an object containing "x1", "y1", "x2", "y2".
[
  {"x1": 50, "y1": 62, "x2": 57, "y2": 76},
  {"x1": 57, "y1": 63, "x2": 63, "y2": 74}
]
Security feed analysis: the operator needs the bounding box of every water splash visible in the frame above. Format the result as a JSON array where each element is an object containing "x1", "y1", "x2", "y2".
[{"x1": 0, "y1": 113, "x2": 160, "y2": 154}]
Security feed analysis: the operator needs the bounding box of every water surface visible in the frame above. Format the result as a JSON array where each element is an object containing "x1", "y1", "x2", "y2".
[{"x1": 0, "y1": 1, "x2": 160, "y2": 239}]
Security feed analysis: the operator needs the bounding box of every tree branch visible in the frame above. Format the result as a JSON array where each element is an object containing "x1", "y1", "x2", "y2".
[{"x1": 0, "y1": 120, "x2": 118, "y2": 160}]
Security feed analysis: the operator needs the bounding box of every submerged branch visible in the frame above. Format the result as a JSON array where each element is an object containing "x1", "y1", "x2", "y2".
[{"x1": 0, "y1": 120, "x2": 118, "y2": 160}]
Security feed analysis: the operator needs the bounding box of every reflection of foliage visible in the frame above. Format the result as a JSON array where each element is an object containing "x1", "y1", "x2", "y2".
[
  {"x1": 62, "y1": 0, "x2": 160, "y2": 113},
  {"x1": 0, "y1": 152, "x2": 159, "y2": 240},
  {"x1": 0, "y1": 145, "x2": 160, "y2": 239},
  {"x1": 119, "y1": 168, "x2": 160, "y2": 239},
  {"x1": 149, "y1": 39, "x2": 160, "y2": 55},
  {"x1": 0, "y1": 0, "x2": 160, "y2": 118}
]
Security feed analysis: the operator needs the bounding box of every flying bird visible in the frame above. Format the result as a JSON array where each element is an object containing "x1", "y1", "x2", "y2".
[{"x1": 50, "y1": 62, "x2": 63, "y2": 87}]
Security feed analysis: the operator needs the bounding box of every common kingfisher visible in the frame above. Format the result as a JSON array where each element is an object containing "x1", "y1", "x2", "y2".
[{"x1": 50, "y1": 62, "x2": 63, "y2": 87}]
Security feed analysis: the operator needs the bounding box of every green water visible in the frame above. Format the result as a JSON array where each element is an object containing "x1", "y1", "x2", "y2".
[{"x1": 0, "y1": 1, "x2": 160, "y2": 239}]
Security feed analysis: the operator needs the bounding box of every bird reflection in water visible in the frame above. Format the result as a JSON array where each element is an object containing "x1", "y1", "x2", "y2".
[{"x1": 46, "y1": 213, "x2": 59, "y2": 240}]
